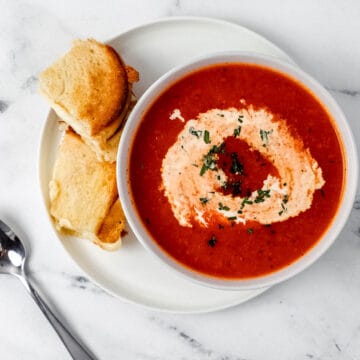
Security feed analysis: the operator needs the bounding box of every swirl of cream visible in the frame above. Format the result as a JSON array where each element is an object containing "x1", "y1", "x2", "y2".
[{"x1": 161, "y1": 107, "x2": 324, "y2": 227}]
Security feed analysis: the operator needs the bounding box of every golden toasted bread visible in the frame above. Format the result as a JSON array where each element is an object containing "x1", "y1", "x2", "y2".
[
  {"x1": 49, "y1": 129, "x2": 124, "y2": 249},
  {"x1": 39, "y1": 39, "x2": 128, "y2": 137},
  {"x1": 83, "y1": 93, "x2": 137, "y2": 162},
  {"x1": 39, "y1": 39, "x2": 139, "y2": 163},
  {"x1": 97, "y1": 200, "x2": 126, "y2": 250}
]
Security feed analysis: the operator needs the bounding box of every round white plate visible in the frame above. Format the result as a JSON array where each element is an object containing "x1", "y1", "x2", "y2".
[{"x1": 39, "y1": 16, "x2": 295, "y2": 313}]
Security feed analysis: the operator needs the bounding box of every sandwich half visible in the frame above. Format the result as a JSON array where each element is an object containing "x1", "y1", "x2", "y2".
[
  {"x1": 39, "y1": 39, "x2": 139, "y2": 162},
  {"x1": 49, "y1": 129, "x2": 125, "y2": 250}
]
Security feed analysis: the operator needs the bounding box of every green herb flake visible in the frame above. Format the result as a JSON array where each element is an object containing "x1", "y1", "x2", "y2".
[
  {"x1": 254, "y1": 189, "x2": 271, "y2": 203},
  {"x1": 247, "y1": 228, "x2": 254, "y2": 234},
  {"x1": 204, "y1": 130, "x2": 211, "y2": 144},
  {"x1": 242, "y1": 197, "x2": 253, "y2": 206},
  {"x1": 233, "y1": 126, "x2": 241, "y2": 138},
  {"x1": 217, "y1": 113, "x2": 225, "y2": 117},
  {"x1": 199, "y1": 197, "x2": 209, "y2": 204},
  {"x1": 218, "y1": 202, "x2": 230, "y2": 211},
  {"x1": 283, "y1": 194, "x2": 288, "y2": 204},
  {"x1": 199, "y1": 154, "x2": 216, "y2": 176},
  {"x1": 259, "y1": 129, "x2": 273, "y2": 146},
  {"x1": 230, "y1": 153, "x2": 244, "y2": 175},
  {"x1": 209, "y1": 142, "x2": 225, "y2": 155},
  {"x1": 227, "y1": 216, "x2": 237, "y2": 221},
  {"x1": 189, "y1": 126, "x2": 202, "y2": 138},
  {"x1": 238, "y1": 115, "x2": 244, "y2": 123},
  {"x1": 200, "y1": 164, "x2": 207, "y2": 176},
  {"x1": 279, "y1": 199, "x2": 288, "y2": 216},
  {"x1": 199, "y1": 143, "x2": 225, "y2": 176}
]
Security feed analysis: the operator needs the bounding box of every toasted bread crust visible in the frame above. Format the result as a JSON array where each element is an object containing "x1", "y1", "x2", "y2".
[
  {"x1": 125, "y1": 65, "x2": 140, "y2": 83},
  {"x1": 83, "y1": 91, "x2": 137, "y2": 162},
  {"x1": 50, "y1": 130, "x2": 118, "y2": 237},
  {"x1": 97, "y1": 199, "x2": 125, "y2": 247},
  {"x1": 40, "y1": 39, "x2": 129, "y2": 136}
]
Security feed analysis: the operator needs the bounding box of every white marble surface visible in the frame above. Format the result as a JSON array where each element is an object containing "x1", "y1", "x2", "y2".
[{"x1": 1, "y1": 0, "x2": 360, "y2": 359}]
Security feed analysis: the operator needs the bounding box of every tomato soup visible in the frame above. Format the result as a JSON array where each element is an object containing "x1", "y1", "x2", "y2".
[{"x1": 129, "y1": 64, "x2": 344, "y2": 279}]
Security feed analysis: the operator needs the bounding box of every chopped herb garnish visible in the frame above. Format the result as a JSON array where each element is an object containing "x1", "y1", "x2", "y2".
[
  {"x1": 189, "y1": 126, "x2": 202, "y2": 138},
  {"x1": 242, "y1": 197, "x2": 253, "y2": 206},
  {"x1": 239, "y1": 197, "x2": 253, "y2": 211},
  {"x1": 260, "y1": 129, "x2": 273, "y2": 146},
  {"x1": 283, "y1": 182, "x2": 287, "y2": 186},
  {"x1": 227, "y1": 216, "x2": 237, "y2": 221},
  {"x1": 217, "y1": 175, "x2": 221, "y2": 180},
  {"x1": 208, "y1": 235, "x2": 217, "y2": 247},
  {"x1": 200, "y1": 153, "x2": 217, "y2": 176},
  {"x1": 279, "y1": 200, "x2": 287, "y2": 216},
  {"x1": 209, "y1": 142, "x2": 225, "y2": 155},
  {"x1": 218, "y1": 202, "x2": 230, "y2": 211},
  {"x1": 204, "y1": 130, "x2": 211, "y2": 144},
  {"x1": 230, "y1": 153, "x2": 244, "y2": 175},
  {"x1": 254, "y1": 189, "x2": 271, "y2": 203},
  {"x1": 247, "y1": 228, "x2": 254, "y2": 234},
  {"x1": 199, "y1": 143, "x2": 225, "y2": 176},
  {"x1": 239, "y1": 197, "x2": 253, "y2": 212},
  {"x1": 283, "y1": 194, "x2": 288, "y2": 204},
  {"x1": 199, "y1": 197, "x2": 209, "y2": 204},
  {"x1": 233, "y1": 126, "x2": 241, "y2": 138},
  {"x1": 200, "y1": 164, "x2": 208, "y2": 176},
  {"x1": 217, "y1": 113, "x2": 224, "y2": 117},
  {"x1": 238, "y1": 115, "x2": 244, "y2": 123},
  {"x1": 237, "y1": 210, "x2": 243, "y2": 214}
]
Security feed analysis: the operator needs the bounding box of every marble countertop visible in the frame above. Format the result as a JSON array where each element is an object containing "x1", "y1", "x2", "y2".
[{"x1": 1, "y1": 1, "x2": 360, "y2": 359}]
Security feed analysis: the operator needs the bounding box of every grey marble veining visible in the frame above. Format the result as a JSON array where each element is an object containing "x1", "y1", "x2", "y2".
[
  {"x1": 64, "y1": 272, "x2": 105, "y2": 294},
  {"x1": 0, "y1": 100, "x2": 10, "y2": 113},
  {"x1": 1, "y1": 1, "x2": 360, "y2": 359},
  {"x1": 327, "y1": 88, "x2": 360, "y2": 97}
]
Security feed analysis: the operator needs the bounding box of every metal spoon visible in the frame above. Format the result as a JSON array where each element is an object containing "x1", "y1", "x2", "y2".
[{"x1": 0, "y1": 219, "x2": 95, "y2": 359}]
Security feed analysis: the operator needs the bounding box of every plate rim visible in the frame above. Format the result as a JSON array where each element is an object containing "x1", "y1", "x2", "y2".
[
  {"x1": 105, "y1": 15, "x2": 295, "y2": 65},
  {"x1": 37, "y1": 16, "x2": 297, "y2": 313}
]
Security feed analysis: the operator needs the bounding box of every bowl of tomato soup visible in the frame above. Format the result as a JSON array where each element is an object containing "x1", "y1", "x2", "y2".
[{"x1": 118, "y1": 52, "x2": 358, "y2": 290}]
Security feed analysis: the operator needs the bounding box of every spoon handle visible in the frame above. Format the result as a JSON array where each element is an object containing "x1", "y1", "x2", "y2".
[{"x1": 19, "y1": 275, "x2": 96, "y2": 360}]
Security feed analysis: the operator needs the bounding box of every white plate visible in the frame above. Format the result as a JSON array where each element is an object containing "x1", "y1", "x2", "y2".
[{"x1": 39, "y1": 16, "x2": 295, "y2": 313}]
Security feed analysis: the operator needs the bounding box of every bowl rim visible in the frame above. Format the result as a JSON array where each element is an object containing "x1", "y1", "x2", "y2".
[{"x1": 117, "y1": 51, "x2": 358, "y2": 290}]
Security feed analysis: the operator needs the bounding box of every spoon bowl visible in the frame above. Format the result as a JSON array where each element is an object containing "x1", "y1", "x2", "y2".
[
  {"x1": 0, "y1": 219, "x2": 95, "y2": 359},
  {"x1": 0, "y1": 220, "x2": 26, "y2": 276}
]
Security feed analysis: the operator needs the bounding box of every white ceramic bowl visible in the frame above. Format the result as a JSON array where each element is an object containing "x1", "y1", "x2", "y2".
[{"x1": 117, "y1": 52, "x2": 358, "y2": 290}]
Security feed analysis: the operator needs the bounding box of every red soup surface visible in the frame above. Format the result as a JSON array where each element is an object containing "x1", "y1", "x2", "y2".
[{"x1": 129, "y1": 63, "x2": 344, "y2": 279}]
